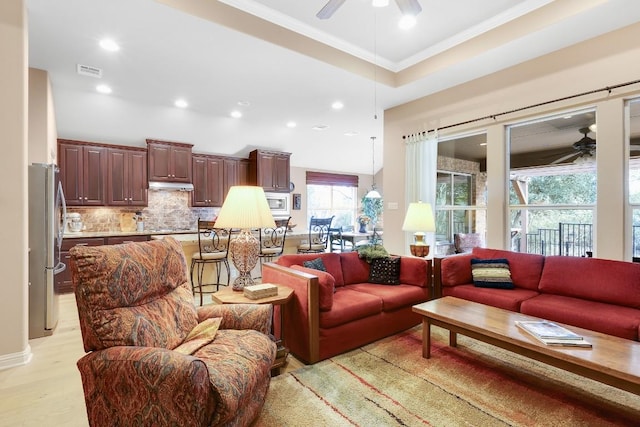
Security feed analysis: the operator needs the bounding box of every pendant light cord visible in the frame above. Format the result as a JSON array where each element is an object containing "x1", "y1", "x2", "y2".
[{"x1": 373, "y1": 11, "x2": 378, "y2": 121}]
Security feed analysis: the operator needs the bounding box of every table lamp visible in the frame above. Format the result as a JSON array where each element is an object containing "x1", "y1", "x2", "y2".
[
  {"x1": 401, "y1": 201, "x2": 435, "y2": 257},
  {"x1": 214, "y1": 186, "x2": 276, "y2": 291}
]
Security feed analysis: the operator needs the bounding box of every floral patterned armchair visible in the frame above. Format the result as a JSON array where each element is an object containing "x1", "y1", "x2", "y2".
[{"x1": 70, "y1": 237, "x2": 276, "y2": 427}]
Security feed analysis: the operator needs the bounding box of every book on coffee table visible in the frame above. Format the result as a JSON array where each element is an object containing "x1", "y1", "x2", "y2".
[{"x1": 515, "y1": 320, "x2": 592, "y2": 348}]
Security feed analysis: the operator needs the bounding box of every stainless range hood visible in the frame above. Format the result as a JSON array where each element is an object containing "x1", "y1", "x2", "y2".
[{"x1": 148, "y1": 181, "x2": 194, "y2": 192}]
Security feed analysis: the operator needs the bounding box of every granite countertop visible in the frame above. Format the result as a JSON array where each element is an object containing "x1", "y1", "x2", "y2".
[{"x1": 63, "y1": 229, "x2": 197, "y2": 239}]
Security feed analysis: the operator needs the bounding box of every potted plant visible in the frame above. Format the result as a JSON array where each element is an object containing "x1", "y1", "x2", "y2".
[
  {"x1": 361, "y1": 195, "x2": 383, "y2": 229},
  {"x1": 357, "y1": 215, "x2": 371, "y2": 233}
]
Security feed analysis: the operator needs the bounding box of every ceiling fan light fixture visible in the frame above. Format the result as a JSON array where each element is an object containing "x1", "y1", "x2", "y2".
[
  {"x1": 573, "y1": 153, "x2": 595, "y2": 165},
  {"x1": 589, "y1": 123, "x2": 597, "y2": 133}
]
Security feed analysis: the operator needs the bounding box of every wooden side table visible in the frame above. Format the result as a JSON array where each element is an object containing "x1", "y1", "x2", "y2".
[{"x1": 211, "y1": 284, "x2": 294, "y2": 374}]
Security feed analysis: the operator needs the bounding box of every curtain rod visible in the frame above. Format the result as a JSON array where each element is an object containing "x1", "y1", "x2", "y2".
[{"x1": 401, "y1": 78, "x2": 640, "y2": 140}]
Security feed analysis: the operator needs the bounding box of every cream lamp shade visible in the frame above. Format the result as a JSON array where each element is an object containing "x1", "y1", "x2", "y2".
[
  {"x1": 214, "y1": 186, "x2": 276, "y2": 290},
  {"x1": 401, "y1": 201, "x2": 435, "y2": 257}
]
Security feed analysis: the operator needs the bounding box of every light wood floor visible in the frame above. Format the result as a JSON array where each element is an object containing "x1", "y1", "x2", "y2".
[{"x1": 0, "y1": 292, "x2": 303, "y2": 426}]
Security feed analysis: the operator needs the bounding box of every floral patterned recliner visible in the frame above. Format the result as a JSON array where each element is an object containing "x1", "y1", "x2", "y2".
[{"x1": 70, "y1": 237, "x2": 276, "y2": 426}]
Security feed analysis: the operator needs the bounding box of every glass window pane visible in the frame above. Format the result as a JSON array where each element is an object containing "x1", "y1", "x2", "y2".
[
  {"x1": 509, "y1": 110, "x2": 596, "y2": 256},
  {"x1": 435, "y1": 210, "x2": 450, "y2": 243},
  {"x1": 509, "y1": 208, "x2": 593, "y2": 256},
  {"x1": 436, "y1": 172, "x2": 451, "y2": 206},
  {"x1": 453, "y1": 174, "x2": 472, "y2": 206},
  {"x1": 306, "y1": 184, "x2": 359, "y2": 229}
]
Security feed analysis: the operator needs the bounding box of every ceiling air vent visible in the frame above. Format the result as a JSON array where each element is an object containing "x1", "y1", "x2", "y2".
[{"x1": 76, "y1": 64, "x2": 102, "y2": 78}]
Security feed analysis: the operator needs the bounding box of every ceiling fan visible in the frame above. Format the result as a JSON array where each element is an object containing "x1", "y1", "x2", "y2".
[
  {"x1": 550, "y1": 127, "x2": 597, "y2": 164},
  {"x1": 316, "y1": 0, "x2": 422, "y2": 20},
  {"x1": 549, "y1": 127, "x2": 640, "y2": 164}
]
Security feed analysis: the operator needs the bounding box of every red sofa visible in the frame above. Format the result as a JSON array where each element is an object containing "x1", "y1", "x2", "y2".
[
  {"x1": 435, "y1": 247, "x2": 640, "y2": 341},
  {"x1": 262, "y1": 252, "x2": 431, "y2": 363}
]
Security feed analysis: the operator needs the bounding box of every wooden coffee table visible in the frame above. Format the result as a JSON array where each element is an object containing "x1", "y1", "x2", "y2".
[{"x1": 413, "y1": 296, "x2": 640, "y2": 395}]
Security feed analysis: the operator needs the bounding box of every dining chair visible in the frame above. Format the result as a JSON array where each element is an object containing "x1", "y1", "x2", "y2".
[
  {"x1": 297, "y1": 216, "x2": 334, "y2": 254},
  {"x1": 329, "y1": 225, "x2": 354, "y2": 252},
  {"x1": 190, "y1": 219, "x2": 231, "y2": 305}
]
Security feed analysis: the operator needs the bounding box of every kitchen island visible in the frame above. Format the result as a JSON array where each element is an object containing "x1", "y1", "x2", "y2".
[{"x1": 152, "y1": 230, "x2": 310, "y2": 284}]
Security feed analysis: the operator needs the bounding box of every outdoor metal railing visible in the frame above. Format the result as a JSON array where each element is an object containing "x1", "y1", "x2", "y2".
[{"x1": 525, "y1": 223, "x2": 593, "y2": 257}]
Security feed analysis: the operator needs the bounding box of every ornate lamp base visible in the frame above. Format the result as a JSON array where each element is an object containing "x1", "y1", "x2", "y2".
[
  {"x1": 409, "y1": 232, "x2": 430, "y2": 257},
  {"x1": 229, "y1": 229, "x2": 259, "y2": 291},
  {"x1": 409, "y1": 244, "x2": 430, "y2": 257}
]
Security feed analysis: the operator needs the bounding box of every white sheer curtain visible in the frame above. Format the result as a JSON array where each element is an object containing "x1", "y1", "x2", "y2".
[{"x1": 405, "y1": 131, "x2": 439, "y2": 250}]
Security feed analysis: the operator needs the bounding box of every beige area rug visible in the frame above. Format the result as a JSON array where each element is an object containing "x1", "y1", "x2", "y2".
[{"x1": 255, "y1": 326, "x2": 640, "y2": 426}]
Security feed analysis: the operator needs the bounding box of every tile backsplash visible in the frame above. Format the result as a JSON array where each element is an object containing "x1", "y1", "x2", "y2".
[{"x1": 68, "y1": 192, "x2": 218, "y2": 232}]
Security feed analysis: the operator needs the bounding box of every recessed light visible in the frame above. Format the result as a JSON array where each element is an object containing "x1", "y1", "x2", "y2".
[
  {"x1": 174, "y1": 99, "x2": 188, "y2": 108},
  {"x1": 237, "y1": 101, "x2": 251, "y2": 107},
  {"x1": 286, "y1": 121, "x2": 297, "y2": 128},
  {"x1": 99, "y1": 38, "x2": 120, "y2": 52},
  {"x1": 480, "y1": 142, "x2": 487, "y2": 146},
  {"x1": 332, "y1": 101, "x2": 344, "y2": 110},
  {"x1": 372, "y1": 0, "x2": 389, "y2": 7},
  {"x1": 398, "y1": 15, "x2": 417, "y2": 30},
  {"x1": 96, "y1": 84, "x2": 112, "y2": 94},
  {"x1": 312, "y1": 124, "x2": 329, "y2": 131},
  {"x1": 230, "y1": 110, "x2": 242, "y2": 118},
  {"x1": 344, "y1": 131, "x2": 359, "y2": 136}
]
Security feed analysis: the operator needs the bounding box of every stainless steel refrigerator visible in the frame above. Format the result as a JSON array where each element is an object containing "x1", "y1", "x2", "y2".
[{"x1": 28, "y1": 163, "x2": 67, "y2": 339}]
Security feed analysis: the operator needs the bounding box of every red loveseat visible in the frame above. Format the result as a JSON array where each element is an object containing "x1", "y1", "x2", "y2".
[
  {"x1": 262, "y1": 252, "x2": 431, "y2": 364},
  {"x1": 435, "y1": 247, "x2": 640, "y2": 341}
]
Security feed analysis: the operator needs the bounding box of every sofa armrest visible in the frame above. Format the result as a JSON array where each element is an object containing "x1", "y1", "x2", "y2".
[
  {"x1": 437, "y1": 253, "x2": 475, "y2": 293},
  {"x1": 197, "y1": 304, "x2": 273, "y2": 336},
  {"x1": 77, "y1": 346, "x2": 215, "y2": 426},
  {"x1": 262, "y1": 262, "x2": 320, "y2": 364}
]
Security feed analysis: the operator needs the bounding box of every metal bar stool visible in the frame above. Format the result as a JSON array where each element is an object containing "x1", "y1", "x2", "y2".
[
  {"x1": 190, "y1": 219, "x2": 231, "y2": 305},
  {"x1": 257, "y1": 216, "x2": 291, "y2": 277}
]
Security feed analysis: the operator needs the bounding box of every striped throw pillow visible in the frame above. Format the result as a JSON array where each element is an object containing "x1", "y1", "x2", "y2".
[{"x1": 471, "y1": 258, "x2": 514, "y2": 289}]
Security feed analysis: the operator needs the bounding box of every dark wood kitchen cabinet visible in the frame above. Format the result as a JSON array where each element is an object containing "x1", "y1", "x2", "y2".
[
  {"x1": 238, "y1": 159, "x2": 250, "y2": 185},
  {"x1": 107, "y1": 147, "x2": 148, "y2": 206},
  {"x1": 192, "y1": 154, "x2": 224, "y2": 207},
  {"x1": 58, "y1": 140, "x2": 107, "y2": 206},
  {"x1": 223, "y1": 157, "x2": 250, "y2": 198},
  {"x1": 146, "y1": 139, "x2": 193, "y2": 183},
  {"x1": 249, "y1": 149, "x2": 291, "y2": 192}
]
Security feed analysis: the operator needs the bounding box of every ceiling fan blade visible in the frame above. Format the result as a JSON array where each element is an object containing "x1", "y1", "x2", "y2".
[
  {"x1": 551, "y1": 152, "x2": 581, "y2": 164},
  {"x1": 395, "y1": 0, "x2": 422, "y2": 15},
  {"x1": 316, "y1": 0, "x2": 346, "y2": 19}
]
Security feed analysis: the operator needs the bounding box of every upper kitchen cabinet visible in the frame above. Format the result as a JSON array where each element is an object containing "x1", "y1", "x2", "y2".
[
  {"x1": 107, "y1": 147, "x2": 148, "y2": 206},
  {"x1": 249, "y1": 149, "x2": 291, "y2": 192},
  {"x1": 192, "y1": 155, "x2": 248, "y2": 207},
  {"x1": 146, "y1": 139, "x2": 193, "y2": 183},
  {"x1": 238, "y1": 159, "x2": 250, "y2": 186},
  {"x1": 58, "y1": 140, "x2": 107, "y2": 206},
  {"x1": 192, "y1": 154, "x2": 223, "y2": 207}
]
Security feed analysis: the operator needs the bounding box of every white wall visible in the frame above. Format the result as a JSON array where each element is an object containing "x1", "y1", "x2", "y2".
[
  {"x1": 383, "y1": 21, "x2": 640, "y2": 260},
  {"x1": 0, "y1": 0, "x2": 30, "y2": 368}
]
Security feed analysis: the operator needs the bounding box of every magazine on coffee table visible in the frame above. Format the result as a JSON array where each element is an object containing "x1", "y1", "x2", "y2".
[{"x1": 515, "y1": 320, "x2": 592, "y2": 348}]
